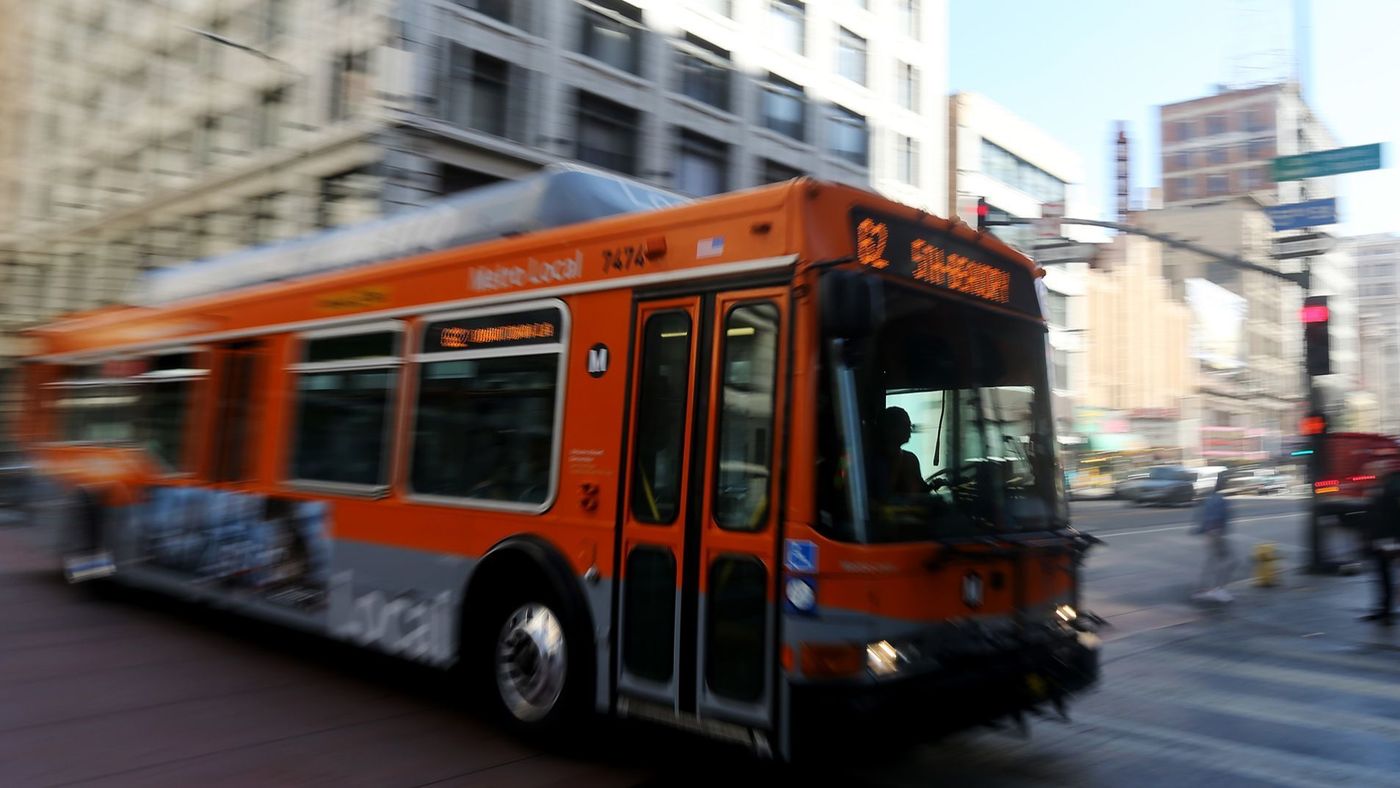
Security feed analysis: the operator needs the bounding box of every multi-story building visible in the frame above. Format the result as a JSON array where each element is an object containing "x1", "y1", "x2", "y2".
[
  {"x1": 1353, "y1": 233, "x2": 1400, "y2": 433},
  {"x1": 1082, "y1": 234, "x2": 1195, "y2": 455},
  {"x1": 1133, "y1": 197, "x2": 1304, "y2": 451},
  {"x1": 946, "y1": 91, "x2": 1097, "y2": 441},
  {"x1": 0, "y1": 0, "x2": 948, "y2": 425},
  {"x1": 1158, "y1": 81, "x2": 1336, "y2": 208}
]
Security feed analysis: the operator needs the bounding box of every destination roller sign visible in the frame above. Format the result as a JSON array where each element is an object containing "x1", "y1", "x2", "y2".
[{"x1": 850, "y1": 208, "x2": 1040, "y2": 316}]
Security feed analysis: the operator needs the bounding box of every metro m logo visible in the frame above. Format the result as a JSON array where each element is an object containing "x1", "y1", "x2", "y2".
[{"x1": 586, "y1": 343, "x2": 610, "y2": 378}]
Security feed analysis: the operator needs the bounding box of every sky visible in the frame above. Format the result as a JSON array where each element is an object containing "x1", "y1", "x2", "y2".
[{"x1": 947, "y1": 0, "x2": 1399, "y2": 237}]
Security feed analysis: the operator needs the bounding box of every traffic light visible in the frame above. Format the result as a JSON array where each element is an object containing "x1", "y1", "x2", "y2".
[
  {"x1": 976, "y1": 197, "x2": 989, "y2": 232},
  {"x1": 1300, "y1": 413, "x2": 1326, "y2": 437},
  {"x1": 1302, "y1": 295, "x2": 1331, "y2": 376}
]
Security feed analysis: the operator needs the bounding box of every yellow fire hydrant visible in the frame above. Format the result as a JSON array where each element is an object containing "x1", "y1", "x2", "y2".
[{"x1": 1254, "y1": 542, "x2": 1280, "y2": 587}]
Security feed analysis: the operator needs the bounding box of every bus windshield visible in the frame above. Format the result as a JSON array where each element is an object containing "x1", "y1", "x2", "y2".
[{"x1": 818, "y1": 279, "x2": 1068, "y2": 543}]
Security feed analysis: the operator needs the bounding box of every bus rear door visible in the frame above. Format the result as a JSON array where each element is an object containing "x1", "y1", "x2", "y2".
[{"x1": 615, "y1": 289, "x2": 787, "y2": 743}]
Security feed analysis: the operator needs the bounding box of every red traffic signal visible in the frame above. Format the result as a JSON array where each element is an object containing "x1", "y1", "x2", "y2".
[
  {"x1": 1302, "y1": 295, "x2": 1331, "y2": 376},
  {"x1": 976, "y1": 197, "x2": 989, "y2": 232},
  {"x1": 1301, "y1": 304, "x2": 1329, "y2": 323},
  {"x1": 1300, "y1": 414, "x2": 1326, "y2": 436}
]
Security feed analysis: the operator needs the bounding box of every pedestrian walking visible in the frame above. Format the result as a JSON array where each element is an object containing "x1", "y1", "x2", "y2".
[
  {"x1": 1361, "y1": 473, "x2": 1400, "y2": 625},
  {"x1": 1193, "y1": 475, "x2": 1236, "y2": 604}
]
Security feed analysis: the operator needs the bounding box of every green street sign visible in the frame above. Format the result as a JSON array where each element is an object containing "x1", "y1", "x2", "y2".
[{"x1": 1272, "y1": 143, "x2": 1383, "y2": 182}]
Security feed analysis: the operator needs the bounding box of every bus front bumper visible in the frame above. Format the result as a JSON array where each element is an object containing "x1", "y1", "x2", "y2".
[{"x1": 789, "y1": 628, "x2": 1099, "y2": 755}]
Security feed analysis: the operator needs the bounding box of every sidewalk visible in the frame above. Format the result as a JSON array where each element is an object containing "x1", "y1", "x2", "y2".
[{"x1": 1224, "y1": 563, "x2": 1400, "y2": 652}]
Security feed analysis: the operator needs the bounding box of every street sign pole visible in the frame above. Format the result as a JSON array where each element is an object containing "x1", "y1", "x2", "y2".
[{"x1": 1296, "y1": 215, "x2": 1331, "y2": 574}]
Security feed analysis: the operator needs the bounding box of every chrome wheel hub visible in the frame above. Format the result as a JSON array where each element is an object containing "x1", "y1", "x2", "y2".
[{"x1": 495, "y1": 603, "x2": 567, "y2": 722}]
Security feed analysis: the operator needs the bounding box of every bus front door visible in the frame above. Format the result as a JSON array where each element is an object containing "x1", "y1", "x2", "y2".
[{"x1": 617, "y1": 290, "x2": 787, "y2": 742}]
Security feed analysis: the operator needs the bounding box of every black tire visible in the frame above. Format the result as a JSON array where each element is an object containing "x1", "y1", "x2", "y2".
[{"x1": 475, "y1": 584, "x2": 587, "y2": 733}]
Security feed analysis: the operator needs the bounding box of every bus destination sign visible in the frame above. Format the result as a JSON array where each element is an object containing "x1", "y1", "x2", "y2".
[
  {"x1": 422, "y1": 307, "x2": 563, "y2": 354},
  {"x1": 851, "y1": 208, "x2": 1038, "y2": 315}
]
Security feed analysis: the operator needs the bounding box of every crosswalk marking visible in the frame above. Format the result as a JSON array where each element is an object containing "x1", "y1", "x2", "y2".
[
  {"x1": 1186, "y1": 637, "x2": 1400, "y2": 678},
  {"x1": 1067, "y1": 713, "x2": 1400, "y2": 788},
  {"x1": 1092, "y1": 672, "x2": 1400, "y2": 741},
  {"x1": 1177, "y1": 654, "x2": 1400, "y2": 702}
]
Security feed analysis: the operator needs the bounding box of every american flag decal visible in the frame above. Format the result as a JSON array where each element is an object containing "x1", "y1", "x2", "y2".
[{"x1": 696, "y1": 236, "x2": 725, "y2": 259}]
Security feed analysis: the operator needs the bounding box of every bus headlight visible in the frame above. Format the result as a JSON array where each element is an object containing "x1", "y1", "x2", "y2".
[{"x1": 866, "y1": 640, "x2": 902, "y2": 676}]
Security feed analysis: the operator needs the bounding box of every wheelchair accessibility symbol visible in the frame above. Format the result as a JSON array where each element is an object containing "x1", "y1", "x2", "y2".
[{"x1": 784, "y1": 540, "x2": 818, "y2": 573}]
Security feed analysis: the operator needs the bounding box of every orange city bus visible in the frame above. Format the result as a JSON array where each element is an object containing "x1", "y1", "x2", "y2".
[{"x1": 18, "y1": 167, "x2": 1100, "y2": 759}]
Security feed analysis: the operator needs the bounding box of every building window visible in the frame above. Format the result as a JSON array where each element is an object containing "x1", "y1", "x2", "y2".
[
  {"x1": 770, "y1": 0, "x2": 805, "y2": 54},
  {"x1": 676, "y1": 35, "x2": 731, "y2": 111},
  {"x1": 1170, "y1": 152, "x2": 1189, "y2": 171},
  {"x1": 1205, "y1": 114, "x2": 1227, "y2": 135},
  {"x1": 318, "y1": 168, "x2": 378, "y2": 228},
  {"x1": 827, "y1": 106, "x2": 868, "y2": 166},
  {"x1": 440, "y1": 164, "x2": 503, "y2": 195},
  {"x1": 1177, "y1": 176, "x2": 1194, "y2": 199},
  {"x1": 445, "y1": 45, "x2": 509, "y2": 138},
  {"x1": 1208, "y1": 146, "x2": 1227, "y2": 165},
  {"x1": 836, "y1": 27, "x2": 866, "y2": 85},
  {"x1": 249, "y1": 192, "x2": 284, "y2": 245},
  {"x1": 196, "y1": 115, "x2": 221, "y2": 167},
  {"x1": 1175, "y1": 119, "x2": 1193, "y2": 141},
  {"x1": 896, "y1": 135, "x2": 918, "y2": 185},
  {"x1": 1046, "y1": 290, "x2": 1068, "y2": 326},
  {"x1": 1246, "y1": 139, "x2": 1273, "y2": 160},
  {"x1": 263, "y1": 0, "x2": 289, "y2": 43},
  {"x1": 253, "y1": 87, "x2": 285, "y2": 149},
  {"x1": 1207, "y1": 173, "x2": 1228, "y2": 195},
  {"x1": 759, "y1": 74, "x2": 805, "y2": 140},
  {"x1": 980, "y1": 140, "x2": 1066, "y2": 203},
  {"x1": 897, "y1": 62, "x2": 919, "y2": 112},
  {"x1": 578, "y1": 0, "x2": 643, "y2": 75},
  {"x1": 676, "y1": 130, "x2": 728, "y2": 196},
  {"x1": 330, "y1": 50, "x2": 370, "y2": 122},
  {"x1": 1241, "y1": 167, "x2": 1268, "y2": 191},
  {"x1": 454, "y1": 0, "x2": 513, "y2": 25},
  {"x1": 1165, "y1": 177, "x2": 1181, "y2": 201},
  {"x1": 289, "y1": 326, "x2": 403, "y2": 489},
  {"x1": 410, "y1": 306, "x2": 564, "y2": 507},
  {"x1": 1053, "y1": 348, "x2": 1070, "y2": 390},
  {"x1": 576, "y1": 91, "x2": 640, "y2": 175},
  {"x1": 760, "y1": 158, "x2": 803, "y2": 184},
  {"x1": 1244, "y1": 106, "x2": 1269, "y2": 133},
  {"x1": 900, "y1": 0, "x2": 920, "y2": 39}
]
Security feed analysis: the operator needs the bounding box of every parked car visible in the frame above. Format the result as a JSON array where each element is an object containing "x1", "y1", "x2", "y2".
[
  {"x1": 1223, "y1": 469, "x2": 1290, "y2": 496},
  {"x1": 1134, "y1": 466, "x2": 1198, "y2": 506},
  {"x1": 1191, "y1": 466, "x2": 1229, "y2": 498},
  {"x1": 1114, "y1": 472, "x2": 1151, "y2": 502}
]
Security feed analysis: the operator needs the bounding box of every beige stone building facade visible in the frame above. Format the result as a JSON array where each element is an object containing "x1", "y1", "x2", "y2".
[
  {"x1": 1133, "y1": 197, "x2": 1305, "y2": 444},
  {"x1": 1083, "y1": 235, "x2": 1195, "y2": 414}
]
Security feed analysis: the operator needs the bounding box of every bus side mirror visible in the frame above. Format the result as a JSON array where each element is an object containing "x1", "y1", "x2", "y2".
[{"x1": 821, "y1": 270, "x2": 882, "y2": 340}]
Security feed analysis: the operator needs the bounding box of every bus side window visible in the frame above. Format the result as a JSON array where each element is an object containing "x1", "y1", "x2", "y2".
[
  {"x1": 48, "y1": 364, "x2": 136, "y2": 445},
  {"x1": 713, "y1": 302, "x2": 780, "y2": 531},
  {"x1": 287, "y1": 327, "x2": 402, "y2": 490},
  {"x1": 409, "y1": 306, "x2": 565, "y2": 509},
  {"x1": 132, "y1": 352, "x2": 207, "y2": 473}
]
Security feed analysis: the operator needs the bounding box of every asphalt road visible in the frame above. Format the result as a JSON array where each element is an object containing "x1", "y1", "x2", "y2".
[{"x1": 10, "y1": 494, "x2": 1399, "y2": 787}]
